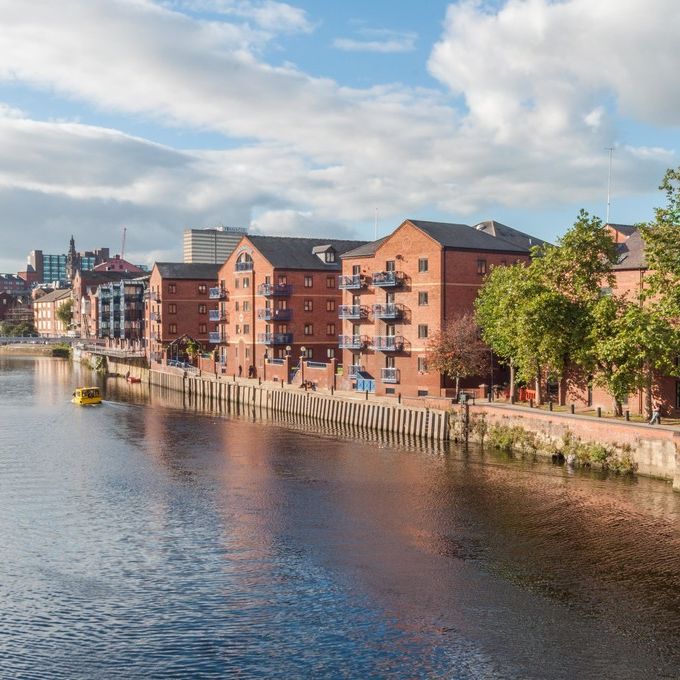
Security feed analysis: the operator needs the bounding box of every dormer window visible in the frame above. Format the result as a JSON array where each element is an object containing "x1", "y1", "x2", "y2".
[
  {"x1": 312, "y1": 244, "x2": 337, "y2": 264},
  {"x1": 325, "y1": 250, "x2": 336, "y2": 263}
]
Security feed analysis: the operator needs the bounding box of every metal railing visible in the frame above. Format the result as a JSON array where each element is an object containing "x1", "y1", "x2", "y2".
[
  {"x1": 235, "y1": 261, "x2": 253, "y2": 272},
  {"x1": 257, "y1": 308, "x2": 292, "y2": 321},
  {"x1": 208, "y1": 309, "x2": 228, "y2": 322},
  {"x1": 346, "y1": 364, "x2": 364, "y2": 378},
  {"x1": 338, "y1": 304, "x2": 367, "y2": 319},
  {"x1": 371, "y1": 303, "x2": 404, "y2": 319},
  {"x1": 257, "y1": 332, "x2": 293, "y2": 345},
  {"x1": 338, "y1": 335, "x2": 365, "y2": 349},
  {"x1": 372, "y1": 335, "x2": 405, "y2": 351},
  {"x1": 208, "y1": 331, "x2": 221, "y2": 344},
  {"x1": 380, "y1": 367, "x2": 400, "y2": 383},
  {"x1": 371, "y1": 271, "x2": 403, "y2": 287},
  {"x1": 209, "y1": 287, "x2": 227, "y2": 300},
  {"x1": 257, "y1": 283, "x2": 292, "y2": 297},
  {"x1": 338, "y1": 274, "x2": 363, "y2": 289}
]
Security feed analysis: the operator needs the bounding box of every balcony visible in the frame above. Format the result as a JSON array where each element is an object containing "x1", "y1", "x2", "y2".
[
  {"x1": 371, "y1": 271, "x2": 403, "y2": 287},
  {"x1": 372, "y1": 335, "x2": 405, "y2": 352},
  {"x1": 258, "y1": 332, "x2": 293, "y2": 345},
  {"x1": 150, "y1": 331, "x2": 159, "y2": 341},
  {"x1": 346, "y1": 364, "x2": 364, "y2": 378},
  {"x1": 338, "y1": 304, "x2": 368, "y2": 320},
  {"x1": 257, "y1": 308, "x2": 293, "y2": 321},
  {"x1": 372, "y1": 303, "x2": 404, "y2": 320},
  {"x1": 381, "y1": 367, "x2": 400, "y2": 383},
  {"x1": 338, "y1": 335, "x2": 366, "y2": 349},
  {"x1": 209, "y1": 287, "x2": 227, "y2": 300},
  {"x1": 208, "y1": 331, "x2": 221, "y2": 344},
  {"x1": 146, "y1": 291, "x2": 159, "y2": 302},
  {"x1": 209, "y1": 309, "x2": 228, "y2": 322},
  {"x1": 258, "y1": 283, "x2": 292, "y2": 297},
  {"x1": 338, "y1": 274, "x2": 363, "y2": 290},
  {"x1": 235, "y1": 261, "x2": 253, "y2": 272},
  {"x1": 150, "y1": 311, "x2": 160, "y2": 322}
]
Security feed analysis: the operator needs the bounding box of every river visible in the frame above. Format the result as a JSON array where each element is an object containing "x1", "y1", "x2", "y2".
[{"x1": 2, "y1": 355, "x2": 680, "y2": 679}]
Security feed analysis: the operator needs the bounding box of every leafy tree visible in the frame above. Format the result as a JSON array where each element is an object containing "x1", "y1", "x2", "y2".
[
  {"x1": 426, "y1": 312, "x2": 489, "y2": 396},
  {"x1": 55, "y1": 299, "x2": 73, "y2": 330},
  {"x1": 185, "y1": 337, "x2": 200, "y2": 363}
]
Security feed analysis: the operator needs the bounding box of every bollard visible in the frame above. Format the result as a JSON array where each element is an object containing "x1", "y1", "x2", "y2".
[
  {"x1": 365, "y1": 390, "x2": 369, "y2": 400},
  {"x1": 331, "y1": 386, "x2": 334, "y2": 395},
  {"x1": 625, "y1": 410, "x2": 630, "y2": 421},
  {"x1": 233, "y1": 374, "x2": 236, "y2": 382},
  {"x1": 549, "y1": 401, "x2": 553, "y2": 411},
  {"x1": 597, "y1": 406, "x2": 601, "y2": 418},
  {"x1": 510, "y1": 394, "x2": 515, "y2": 404},
  {"x1": 398, "y1": 392, "x2": 402, "y2": 404},
  {"x1": 258, "y1": 378, "x2": 261, "y2": 386},
  {"x1": 570, "y1": 403, "x2": 575, "y2": 414},
  {"x1": 529, "y1": 398, "x2": 534, "y2": 408}
]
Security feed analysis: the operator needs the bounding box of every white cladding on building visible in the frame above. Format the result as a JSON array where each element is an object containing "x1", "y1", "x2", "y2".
[{"x1": 183, "y1": 226, "x2": 248, "y2": 264}]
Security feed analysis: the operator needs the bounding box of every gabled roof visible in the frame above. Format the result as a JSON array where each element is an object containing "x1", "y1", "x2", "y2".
[
  {"x1": 408, "y1": 220, "x2": 529, "y2": 252},
  {"x1": 247, "y1": 236, "x2": 367, "y2": 270},
  {"x1": 474, "y1": 219, "x2": 548, "y2": 250},
  {"x1": 341, "y1": 235, "x2": 390, "y2": 259},
  {"x1": 607, "y1": 223, "x2": 637, "y2": 238},
  {"x1": 614, "y1": 230, "x2": 647, "y2": 270},
  {"x1": 154, "y1": 263, "x2": 220, "y2": 279},
  {"x1": 34, "y1": 288, "x2": 71, "y2": 304},
  {"x1": 76, "y1": 269, "x2": 141, "y2": 283}
]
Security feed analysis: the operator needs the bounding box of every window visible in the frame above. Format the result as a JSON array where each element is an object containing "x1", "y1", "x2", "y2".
[
  {"x1": 418, "y1": 357, "x2": 427, "y2": 372},
  {"x1": 265, "y1": 275, "x2": 271, "y2": 284},
  {"x1": 235, "y1": 324, "x2": 241, "y2": 334},
  {"x1": 304, "y1": 299, "x2": 313, "y2": 312},
  {"x1": 243, "y1": 277, "x2": 250, "y2": 288},
  {"x1": 169, "y1": 323, "x2": 177, "y2": 334},
  {"x1": 168, "y1": 283, "x2": 177, "y2": 294},
  {"x1": 418, "y1": 258, "x2": 428, "y2": 273},
  {"x1": 385, "y1": 260, "x2": 395, "y2": 272},
  {"x1": 304, "y1": 324, "x2": 313, "y2": 335},
  {"x1": 327, "y1": 348, "x2": 335, "y2": 359},
  {"x1": 234, "y1": 301, "x2": 240, "y2": 311},
  {"x1": 198, "y1": 304, "x2": 207, "y2": 314},
  {"x1": 352, "y1": 264, "x2": 361, "y2": 275},
  {"x1": 245, "y1": 348, "x2": 250, "y2": 359},
  {"x1": 198, "y1": 284, "x2": 207, "y2": 294},
  {"x1": 234, "y1": 279, "x2": 239, "y2": 289},
  {"x1": 304, "y1": 275, "x2": 313, "y2": 288},
  {"x1": 168, "y1": 303, "x2": 177, "y2": 314},
  {"x1": 326, "y1": 276, "x2": 335, "y2": 288},
  {"x1": 325, "y1": 251, "x2": 336, "y2": 263},
  {"x1": 326, "y1": 323, "x2": 336, "y2": 335},
  {"x1": 243, "y1": 301, "x2": 250, "y2": 312},
  {"x1": 199, "y1": 323, "x2": 207, "y2": 333},
  {"x1": 243, "y1": 324, "x2": 250, "y2": 334},
  {"x1": 303, "y1": 347, "x2": 313, "y2": 359},
  {"x1": 477, "y1": 259, "x2": 487, "y2": 275},
  {"x1": 417, "y1": 389, "x2": 429, "y2": 397},
  {"x1": 418, "y1": 324, "x2": 428, "y2": 338},
  {"x1": 278, "y1": 275, "x2": 287, "y2": 285},
  {"x1": 418, "y1": 291, "x2": 428, "y2": 306},
  {"x1": 326, "y1": 299, "x2": 336, "y2": 312}
]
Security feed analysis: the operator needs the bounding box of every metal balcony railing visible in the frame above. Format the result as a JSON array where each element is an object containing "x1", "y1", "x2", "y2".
[
  {"x1": 257, "y1": 308, "x2": 293, "y2": 321},
  {"x1": 338, "y1": 274, "x2": 363, "y2": 289},
  {"x1": 257, "y1": 283, "x2": 292, "y2": 297},
  {"x1": 372, "y1": 335, "x2": 405, "y2": 352},
  {"x1": 209, "y1": 287, "x2": 227, "y2": 300},
  {"x1": 208, "y1": 309, "x2": 228, "y2": 322},
  {"x1": 371, "y1": 303, "x2": 404, "y2": 319},
  {"x1": 338, "y1": 335, "x2": 365, "y2": 349},
  {"x1": 208, "y1": 331, "x2": 221, "y2": 344},
  {"x1": 257, "y1": 332, "x2": 293, "y2": 345},
  {"x1": 371, "y1": 271, "x2": 403, "y2": 287},
  {"x1": 338, "y1": 304, "x2": 368, "y2": 319},
  {"x1": 346, "y1": 364, "x2": 364, "y2": 378},
  {"x1": 150, "y1": 311, "x2": 160, "y2": 322},
  {"x1": 235, "y1": 261, "x2": 253, "y2": 272},
  {"x1": 380, "y1": 367, "x2": 400, "y2": 383}
]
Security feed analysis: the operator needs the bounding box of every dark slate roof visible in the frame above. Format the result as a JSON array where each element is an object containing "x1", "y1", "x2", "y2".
[
  {"x1": 154, "y1": 263, "x2": 220, "y2": 279},
  {"x1": 474, "y1": 219, "x2": 549, "y2": 249},
  {"x1": 35, "y1": 289, "x2": 71, "y2": 304},
  {"x1": 79, "y1": 269, "x2": 142, "y2": 283},
  {"x1": 248, "y1": 236, "x2": 367, "y2": 270},
  {"x1": 409, "y1": 220, "x2": 529, "y2": 252},
  {"x1": 614, "y1": 230, "x2": 647, "y2": 270},
  {"x1": 607, "y1": 223, "x2": 637, "y2": 238},
  {"x1": 342, "y1": 235, "x2": 390, "y2": 259}
]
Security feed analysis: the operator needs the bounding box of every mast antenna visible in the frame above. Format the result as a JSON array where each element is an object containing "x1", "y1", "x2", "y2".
[
  {"x1": 121, "y1": 226, "x2": 127, "y2": 260},
  {"x1": 605, "y1": 147, "x2": 614, "y2": 224}
]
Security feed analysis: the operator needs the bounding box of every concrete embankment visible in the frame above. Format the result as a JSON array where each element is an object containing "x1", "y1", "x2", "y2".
[
  {"x1": 456, "y1": 402, "x2": 680, "y2": 487},
  {"x1": 150, "y1": 367, "x2": 450, "y2": 441},
  {"x1": 0, "y1": 343, "x2": 65, "y2": 357}
]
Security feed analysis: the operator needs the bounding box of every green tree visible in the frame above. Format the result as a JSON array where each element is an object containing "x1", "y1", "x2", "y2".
[
  {"x1": 55, "y1": 299, "x2": 73, "y2": 330},
  {"x1": 426, "y1": 312, "x2": 488, "y2": 397}
]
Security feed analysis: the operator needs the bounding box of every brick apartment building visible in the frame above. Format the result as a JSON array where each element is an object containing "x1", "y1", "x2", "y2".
[
  {"x1": 338, "y1": 219, "x2": 534, "y2": 398},
  {"x1": 33, "y1": 289, "x2": 71, "y2": 336},
  {"x1": 214, "y1": 236, "x2": 366, "y2": 376},
  {"x1": 146, "y1": 263, "x2": 221, "y2": 362},
  {"x1": 97, "y1": 278, "x2": 147, "y2": 341}
]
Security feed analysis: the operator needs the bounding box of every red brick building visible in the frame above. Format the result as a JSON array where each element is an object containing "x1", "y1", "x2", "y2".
[
  {"x1": 33, "y1": 289, "x2": 71, "y2": 336},
  {"x1": 338, "y1": 219, "x2": 533, "y2": 397},
  {"x1": 146, "y1": 263, "x2": 220, "y2": 363},
  {"x1": 214, "y1": 236, "x2": 365, "y2": 376}
]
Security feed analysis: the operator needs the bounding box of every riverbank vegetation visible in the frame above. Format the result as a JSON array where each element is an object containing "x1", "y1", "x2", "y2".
[{"x1": 475, "y1": 168, "x2": 680, "y2": 418}]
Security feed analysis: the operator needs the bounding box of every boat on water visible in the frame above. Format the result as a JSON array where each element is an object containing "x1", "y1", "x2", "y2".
[
  {"x1": 126, "y1": 376, "x2": 142, "y2": 384},
  {"x1": 72, "y1": 387, "x2": 103, "y2": 405}
]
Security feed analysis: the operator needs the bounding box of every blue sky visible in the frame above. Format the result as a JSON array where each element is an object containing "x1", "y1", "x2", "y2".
[{"x1": 0, "y1": 0, "x2": 678, "y2": 272}]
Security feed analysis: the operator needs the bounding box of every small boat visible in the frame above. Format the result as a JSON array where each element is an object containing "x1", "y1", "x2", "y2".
[
  {"x1": 126, "y1": 375, "x2": 142, "y2": 384},
  {"x1": 72, "y1": 386, "x2": 103, "y2": 405}
]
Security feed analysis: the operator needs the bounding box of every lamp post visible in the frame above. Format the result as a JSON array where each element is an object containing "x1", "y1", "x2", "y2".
[
  {"x1": 489, "y1": 349, "x2": 494, "y2": 401},
  {"x1": 300, "y1": 346, "x2": 306, "y2": 384}
]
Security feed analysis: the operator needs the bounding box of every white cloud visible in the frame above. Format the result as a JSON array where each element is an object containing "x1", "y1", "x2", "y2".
[
  {"x1": 0, "y1": 0, "x2": 677, "y2": 272},
  {"x1": 333, "y1": 29, "x2": 417, "y2": 53}
]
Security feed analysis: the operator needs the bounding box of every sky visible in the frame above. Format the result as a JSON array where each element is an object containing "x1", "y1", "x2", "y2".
[{"x1": 1, "y1": 0, "x2": 679, "y2": 272}]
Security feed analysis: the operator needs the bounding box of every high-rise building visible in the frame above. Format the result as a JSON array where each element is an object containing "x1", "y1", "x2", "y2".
[
  {"x1": 28, "y1": 238, "x2": 110, "y2": 284},
  {"x1": 183, "y1": 226, "x2": 248, "y2": 264}
]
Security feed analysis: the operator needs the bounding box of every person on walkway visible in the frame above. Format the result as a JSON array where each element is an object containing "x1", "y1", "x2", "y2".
[
  {"x1": 238, "y1": 365, "x2": 243, "y2": 378},
  {"x1": 248, "y1": 365, "x2": 254, "y2": 378},
  {"x1": 649, "y1": 406, "x2": 661, "y2": 425}
]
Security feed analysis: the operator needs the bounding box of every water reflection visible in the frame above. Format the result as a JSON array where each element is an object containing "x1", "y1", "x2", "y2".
[{"x1": 2, "y1": 357, "x2": 680, "y2": 678}]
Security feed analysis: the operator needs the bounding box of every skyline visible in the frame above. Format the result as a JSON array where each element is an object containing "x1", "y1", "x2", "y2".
[{"x1": 1, "y1": 0, "x2": 679, "y2": 272}]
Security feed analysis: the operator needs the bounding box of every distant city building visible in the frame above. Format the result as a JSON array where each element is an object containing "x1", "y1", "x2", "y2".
[
  {"x1": 27, "y1": 236, "x2": 110, "y2": 284},
  {"x1": 93, "y1": 255, "x2": 145, "y2": 274},
  {"x1": 33, "y1": 289, "x2": 71, "y2": 337},
  {"x1": 0, "y1": 274, "x2": 29, "y2": 296},
  {"x1": 183, "y1": 226, "x2": 248, "y2": 264}
]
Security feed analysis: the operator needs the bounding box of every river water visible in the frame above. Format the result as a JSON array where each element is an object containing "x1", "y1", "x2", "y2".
[{"x1": 2, "y1": 356, "x2": 680, "y2": 679}]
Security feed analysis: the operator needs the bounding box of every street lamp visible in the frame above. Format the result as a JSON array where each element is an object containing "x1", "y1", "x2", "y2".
[{"x1": 300, "y1": 346, "x2": 306, "y2": 383}]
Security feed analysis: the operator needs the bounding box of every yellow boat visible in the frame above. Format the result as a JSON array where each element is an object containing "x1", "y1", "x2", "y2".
[{"x1": 72, "y1": 386, "x2": 103, "y2": 405}]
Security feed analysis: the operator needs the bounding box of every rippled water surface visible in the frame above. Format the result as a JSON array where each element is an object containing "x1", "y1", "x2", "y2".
[{"x1": 3, "y1": 356, "x2": 680, "y2": 678}]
